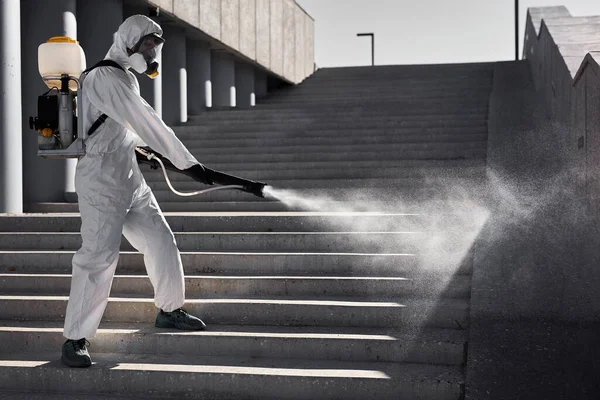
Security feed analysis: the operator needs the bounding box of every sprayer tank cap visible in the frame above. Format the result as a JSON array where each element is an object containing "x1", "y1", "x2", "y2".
[{"x1": 47, "y1": 36, "x2": 79, "y2": 44}]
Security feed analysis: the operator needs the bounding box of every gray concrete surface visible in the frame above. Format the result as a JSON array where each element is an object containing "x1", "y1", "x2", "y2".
[
  {"x1": 256, "y1": 0, "x2": 271, "y2": 67},
  {"x1": 235, "y1": 61, "x2": 256, "y2": 108},
  {"x1": 466, "y1": 41, "x2": 600, "y2": 400},
  {"x1": 211, "y1": 51, "x2": 235, "y2": 107},
  {"x1": 239, "y1": 0, "x2": 257, "y2": 59},
  {"x1": 0, "y1": 353, "x2": 463, "y2": 400},
  {"x1": 186, "y1": 39, "x2": 211, "y2": 113},
  {"x1": 0, "y1": 321, "x2": 466, "y2": 365},
  {"x1": 0, "y1": 274, "x2": 471, "y2": 299},
  {"x1": 220, "y1": 0, "x2": 240, "y2": 51},
  {"x1": 0, "y1": 296, "x2": 469, "y2": 329},
  {"x1": 0, "y1": 212, "x2": 425, "y2": 232},
  {"x1": 283, "y1": 0, "x2": 296, "y2": 81},
  {"x1": 0, "y1": 252, "x2": 423, "y2": 276},
  {"x1": 305, "y1": 15, "x2": 315, "y2": 77},
  {"x1": 199, "y1": 0, "x2": 221, "y2": 40},
  {"x1": 255, "y1": 69, "x2": 268, "y2": 98},
  {"x1": 174, "y1": 0, "x2": 199, "y2": 26},
  {"x1": 294, "y1": 5, "x2": 306, "y2": 83},
  {"x1": 0, "y1": 231, "x2": 423, "y2": 253},
  {"x1": 161, "y1": 25, "x2": 187, "y2": 126},
  {"x1": 269, "y1": 0, "x2": 284, "y2": 76}
]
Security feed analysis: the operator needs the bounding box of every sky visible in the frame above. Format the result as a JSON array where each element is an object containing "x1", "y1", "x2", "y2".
[{"x1": 296, "y1": 0, "x2": 600, "y2": 67}]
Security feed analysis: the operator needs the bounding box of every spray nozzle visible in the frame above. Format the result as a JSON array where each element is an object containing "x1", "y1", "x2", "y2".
[{"x1": 243, "y1": 181, "x2": 267, "y2": 198}]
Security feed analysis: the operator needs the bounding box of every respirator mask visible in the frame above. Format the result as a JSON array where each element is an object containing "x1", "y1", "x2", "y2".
[{"x1": 128, "y1": 33, "x2": 164, "y2": 79}]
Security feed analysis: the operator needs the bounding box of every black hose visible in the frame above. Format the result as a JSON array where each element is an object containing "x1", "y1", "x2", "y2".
[{"x1": 135, "y1": 147, "x2": 267, "y2": 198}]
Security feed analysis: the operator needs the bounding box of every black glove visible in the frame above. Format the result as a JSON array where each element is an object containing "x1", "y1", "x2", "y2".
[{"x1": 185, "y1": 164, "x2": 214, "y2": 185}]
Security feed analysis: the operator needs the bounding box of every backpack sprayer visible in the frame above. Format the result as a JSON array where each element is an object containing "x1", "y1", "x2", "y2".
[{"x1": 28, "y1": 36, "x2": 267, "y2": 198}]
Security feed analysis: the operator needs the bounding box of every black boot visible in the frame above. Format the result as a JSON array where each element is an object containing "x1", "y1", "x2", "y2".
[
  {"x1": 61, "y1": 338, "x2": 92, "y2": 368},
  {"x1": 155, "y1": 308, "x2": 206, "y2": 331}
]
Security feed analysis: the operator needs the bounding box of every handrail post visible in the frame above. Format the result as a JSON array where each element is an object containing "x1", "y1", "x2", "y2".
[{"x1": 515, "y1": 0, "x2": 520, "y2": 60}]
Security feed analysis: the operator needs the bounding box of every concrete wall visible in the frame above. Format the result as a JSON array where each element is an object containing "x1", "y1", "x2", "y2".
[
  {"x1": 474, "y1": 5, "x2": 600, "y2": 324},
  {"x1": 255, "y1": 0, "x2": 270, "y2": 68},
  {"x1": 239, "y1": 0, "x2": 256, "y2": 59},
  {"x1": 149, "y1": 0, "x2": 314, "y2": 84},
  {"x1": 269, "y1": 0, "x2": 283, "y2": 77},
  {"x1": 523, "y1": 8, "x2": 600, "y2": 209},
  {"x1": 221, "y1": 0, "x2": 239, "y2": 50},
  {"x1": 466, "y1": 11, "x2": 600, "y2": 396},
  {"x1": 199, "y1": 0, "x2": 221, "y2": 40}
]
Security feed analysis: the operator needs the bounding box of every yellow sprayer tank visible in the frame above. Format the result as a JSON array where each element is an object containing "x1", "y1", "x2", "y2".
[{"x1": 38, "y1": 36, "x2": 86, "y2": 91}]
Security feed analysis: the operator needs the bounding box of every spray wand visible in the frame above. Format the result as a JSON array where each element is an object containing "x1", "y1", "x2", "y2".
[{"x1": 135, "y1": 147, "x2": 267, "y2": 198}]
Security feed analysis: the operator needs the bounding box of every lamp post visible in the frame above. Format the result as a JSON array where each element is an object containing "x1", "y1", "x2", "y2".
[
  {"x1": 357, "y1": 33, "x2": 375, "y2": 66},
  {"x1": 515, "y1": 0, "x2": 519, "y2": 60}
]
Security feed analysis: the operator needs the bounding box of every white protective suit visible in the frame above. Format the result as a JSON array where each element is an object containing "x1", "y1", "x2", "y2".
[{"x1": 63, "y1": 15, "x2": 199, "y2": 340}]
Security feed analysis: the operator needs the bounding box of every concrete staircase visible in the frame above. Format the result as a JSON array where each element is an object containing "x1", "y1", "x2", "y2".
[{"x1": 1, "y1": 63, "x2": 493, "y2": 399}]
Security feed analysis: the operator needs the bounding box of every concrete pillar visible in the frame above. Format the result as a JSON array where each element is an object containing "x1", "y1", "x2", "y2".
[
  {"x1": 21, "y1": 0, "x2": 77, "y2": 207},
  {"x1": 211, "y1": 51, "x2": 236, "y2": 108},
  {"x1": 186, "y1": 39, "x2": 212, "y2": 114},
  {"x1": 255, "y1": 69, "x2": 268, "y2": 99},
  {"x1": 76, "y1": 0, "x2": 123, "y2": 65},
  {"x1": 161, "y1": 25, "x2": 187, "y2": 126},
  {"x1": 0, "y1": 0, "x2": 23, "y2": 213},
  {"x1": 235, "y1": 62, "x2": 256, "y2": 108}
]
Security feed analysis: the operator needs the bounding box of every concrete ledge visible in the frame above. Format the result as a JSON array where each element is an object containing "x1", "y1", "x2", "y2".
[
  {"x1": 148, "y1": 0, "x2": 314, "y2": 84},
  {"x1": 0, "y1": 321, "x2": 467, "y2": 365},
  {"x1": 0, "y1": 353, "x2": 464, "y2": 400}
]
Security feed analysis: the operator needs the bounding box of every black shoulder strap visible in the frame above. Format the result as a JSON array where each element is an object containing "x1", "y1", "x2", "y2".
[
  {"x1": 84, "y1": 60, "x2": 126, "y2": 137},
  {"x1": 83, "y1": 59, "x2": 125, "y2": 75}
]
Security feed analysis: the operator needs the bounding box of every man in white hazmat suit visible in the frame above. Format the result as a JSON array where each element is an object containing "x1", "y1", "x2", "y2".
[{"x1": 61, "y1": 15, "x2": 208, "y2": 368}]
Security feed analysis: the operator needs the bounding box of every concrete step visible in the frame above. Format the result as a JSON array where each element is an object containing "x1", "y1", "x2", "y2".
[
  {"x1": 163, "y1": 149, "x2": 487, "y2": 164},
  {"x1": 250, "y1": 99, "x2": 489, "y2": 110},
  {"x1": 145, "y1": 179, "x2": 486, "y2": 199},
  {"x1": 302, "y1": 71, "x2": 492, "y2": 81},
  {"x1": 186, "y1": 111, "x2": 489, "y2": 122},
  {"x1": 144, "y1": 158, "x2": 487, "y2": 173},
  {"x1": 269, "y1": 82, "x2": 492, "y2": 91},
  {"x1": 144, "y1": 187, "x2": 480, "y2": 205},
  {"x1": 259, "y1": 93, "x2": 492, "y2": 104},
  {"x1": 183, "y1": 117, "x2": 488, "y2": 129},
  {"x1": 195, "y1": 101, "x2": 489, "y2": 113},
  {"x1": 27, "y1": 201, "x2": 291, "y2": 213},
  {"x1": 266, "y1": 86, "x2": 492, "y2": 95},
  {"x1": 29, "y1": 195, "x2": 484, "y2": 212},
  {"x1": 145, "y1": 177, "x2": 486, "y2": 203},
  {"x1": 0, "y1": 295, "x2": 469, "y2": 328},
  {"x1": 143, "y1": 165, "x2": 486, "y2": 183},
  {"x1": 0, "y1": 212, "x2": 425, "y2": 233},
  {"x1": 0, "y1": 393, "x2": 145, "y2": 400},
  {"x1": 0, "y1": 274, "x2": 471, "y2": 299},
  {"x1": 180, "y1": 141, "x2": 488, "y2": 156},
  {"x1": 176, "y1": 132, "x2": 489, "y2": 149},
  {"x1": 175, "y1": 125, "x2": 489, "y2": 138},
  {"x1": 0, "y1": 353, "x2": 464, "y2": 400},
  {"x1": 260, "y1": 90, "x2": 492, "y2": 103},
  {"x1": 312, "y1": 62, "x2": 493, "y2": 75},
  {"x1": 0, "y1": 231, "x2": 424, "y2": 253},
  {"x1": 0, "y1": 321, "x2": 467, "y2": 365},
  {"x1": 303, "y1": 75, "x2": 491, "y2": 85},
  {"x1": 0, "y1": 251, "x2": 438, "y2": 276}
]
